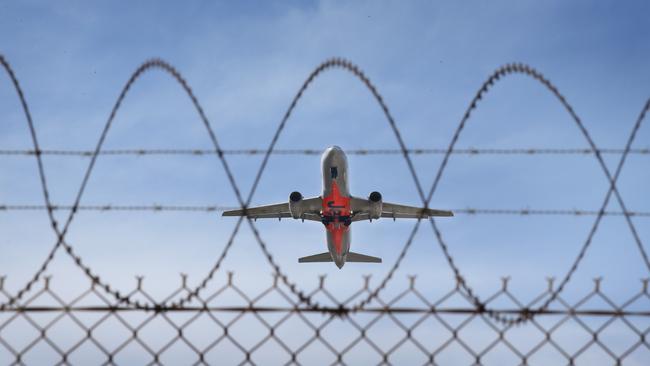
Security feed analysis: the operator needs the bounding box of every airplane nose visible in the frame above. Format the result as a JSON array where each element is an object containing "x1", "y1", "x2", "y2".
[{"x1": 326, "y1": 145, "x2": 342, "y2": 156}]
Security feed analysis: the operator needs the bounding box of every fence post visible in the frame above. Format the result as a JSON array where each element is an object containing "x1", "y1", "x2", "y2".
[
  {"x1": 501, "y1": 276, "x2": 511, "y2": 291},
  {"x1": 136, "y1": 276, "x2": 144, "y2": 290},
  {"x1": 546, "y1": 277, "x2": 555, "y2": 292}
]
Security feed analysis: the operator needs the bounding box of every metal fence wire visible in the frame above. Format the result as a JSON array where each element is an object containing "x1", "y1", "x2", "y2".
[
  {"x1": 1, "y1": 53, "x2": 650, "y2": 365},
  {"x1": 0, "y1": 274, "x2": 649, "y2": 365}
]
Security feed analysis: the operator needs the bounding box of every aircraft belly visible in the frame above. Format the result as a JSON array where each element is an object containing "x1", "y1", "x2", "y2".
[
  {"x1": 321, "y1": 146, "x2": 352, "y2": 269},
  {"x1": 327, "y1": 228, "x2": 351, "y2": 266}
]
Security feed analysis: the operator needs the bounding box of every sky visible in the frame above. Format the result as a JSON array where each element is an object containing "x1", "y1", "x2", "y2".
[{"x1": 1, "y1": 1, "x2": 649, "y2": 364}]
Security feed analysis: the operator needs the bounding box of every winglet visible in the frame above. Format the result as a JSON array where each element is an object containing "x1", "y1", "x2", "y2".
[{"x1": 426, "y1": 209, "x2": 453, "y2": 217}]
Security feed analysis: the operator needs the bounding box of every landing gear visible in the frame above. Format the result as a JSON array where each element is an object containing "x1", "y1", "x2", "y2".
[
  {"x1": 321, "y1": 214, "x2": 351, "y2": 226},
  {"x1": 342, "y1": 216, "x2": 351, "y2": 226},
  {"x1": 321, "y1": 216, "x2": 332, "y2": 226}
]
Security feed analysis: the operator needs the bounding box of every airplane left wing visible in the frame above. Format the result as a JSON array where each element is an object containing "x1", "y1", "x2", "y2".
[
  {"x1": 351, "y1": 197, "x2": 453, "y2": 222},
  {"x1": 381, "y1": 202, "x2": 453, "y2": 218},
  {"x1": 222, "y1": 198, "x2": 322, "y2": 222}
]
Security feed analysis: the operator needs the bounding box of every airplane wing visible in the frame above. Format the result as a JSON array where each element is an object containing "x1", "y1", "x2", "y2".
[
  {"x1": 222, "y1": 198, "x2": 322, "y2": 222},
  {"x1": 351, "y1": 198, "x2": 453, "y2": 222}
]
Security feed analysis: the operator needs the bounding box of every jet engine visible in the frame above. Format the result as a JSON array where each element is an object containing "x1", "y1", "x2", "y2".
[
  {"x1": 368, "y1": 191, "x2": 383, "y2": 219},
  {"x1": 289, "y1": 191, "x2": 305, "y2": 219}
]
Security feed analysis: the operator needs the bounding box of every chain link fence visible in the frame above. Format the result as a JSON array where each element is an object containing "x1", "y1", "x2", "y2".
[{"x1": 1, "y1": 274, "x2": 649, "y2": 365}]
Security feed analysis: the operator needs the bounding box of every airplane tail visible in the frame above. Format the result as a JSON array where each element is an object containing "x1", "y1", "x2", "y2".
[{"x1": 298, "y1": 251, "x2": 382, "y2": 263}]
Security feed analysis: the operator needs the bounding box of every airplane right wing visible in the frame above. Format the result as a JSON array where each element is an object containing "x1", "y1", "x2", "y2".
[
  {"x1": 222, "y1": 198, "x2": 322, "y2": 221},
  {"x1": 222, "y1": 202, "x2": 291, "y2": 219}
]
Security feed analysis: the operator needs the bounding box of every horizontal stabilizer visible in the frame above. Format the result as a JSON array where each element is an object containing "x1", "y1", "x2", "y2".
[
  {"x1": 347, "y1": 252, "x2": 382, "y2": 263},
  {"x1": 298, "y1": 252, "x2": 332, "y2": 263}
]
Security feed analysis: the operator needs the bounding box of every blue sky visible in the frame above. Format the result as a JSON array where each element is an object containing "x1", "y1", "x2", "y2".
[{"x1": 1, "y1": 1, "x2": 649, "y2": 363}]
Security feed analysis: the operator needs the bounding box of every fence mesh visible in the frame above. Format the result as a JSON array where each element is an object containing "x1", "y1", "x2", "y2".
[{"x1": 1, "y1": 274, "x2": 649, "y2": 365}]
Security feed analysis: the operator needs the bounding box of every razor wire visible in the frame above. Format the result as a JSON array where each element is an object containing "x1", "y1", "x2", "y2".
[
  {"x1": 1, "y1": 55, "x2": 649, "y2": 330},
  {"x1": 424, "y1": 63, "x2": 650, "y2": 325},
  {"x1": 1, "y1": 147, "x2": 649, "y2": 156},
  {"x1": 1, "y1": 204, "x2": 650, "y2": 217}
]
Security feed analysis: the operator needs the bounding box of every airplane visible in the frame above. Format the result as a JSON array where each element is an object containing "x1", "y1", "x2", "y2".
[{"x1": 222, "y1": 146, "x2": 453, "y2": 269}]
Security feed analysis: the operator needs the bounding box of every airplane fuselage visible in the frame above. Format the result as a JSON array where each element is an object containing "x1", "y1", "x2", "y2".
[{"x1": 320, "y1": 146, "x2": 351, "y2": 268}]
